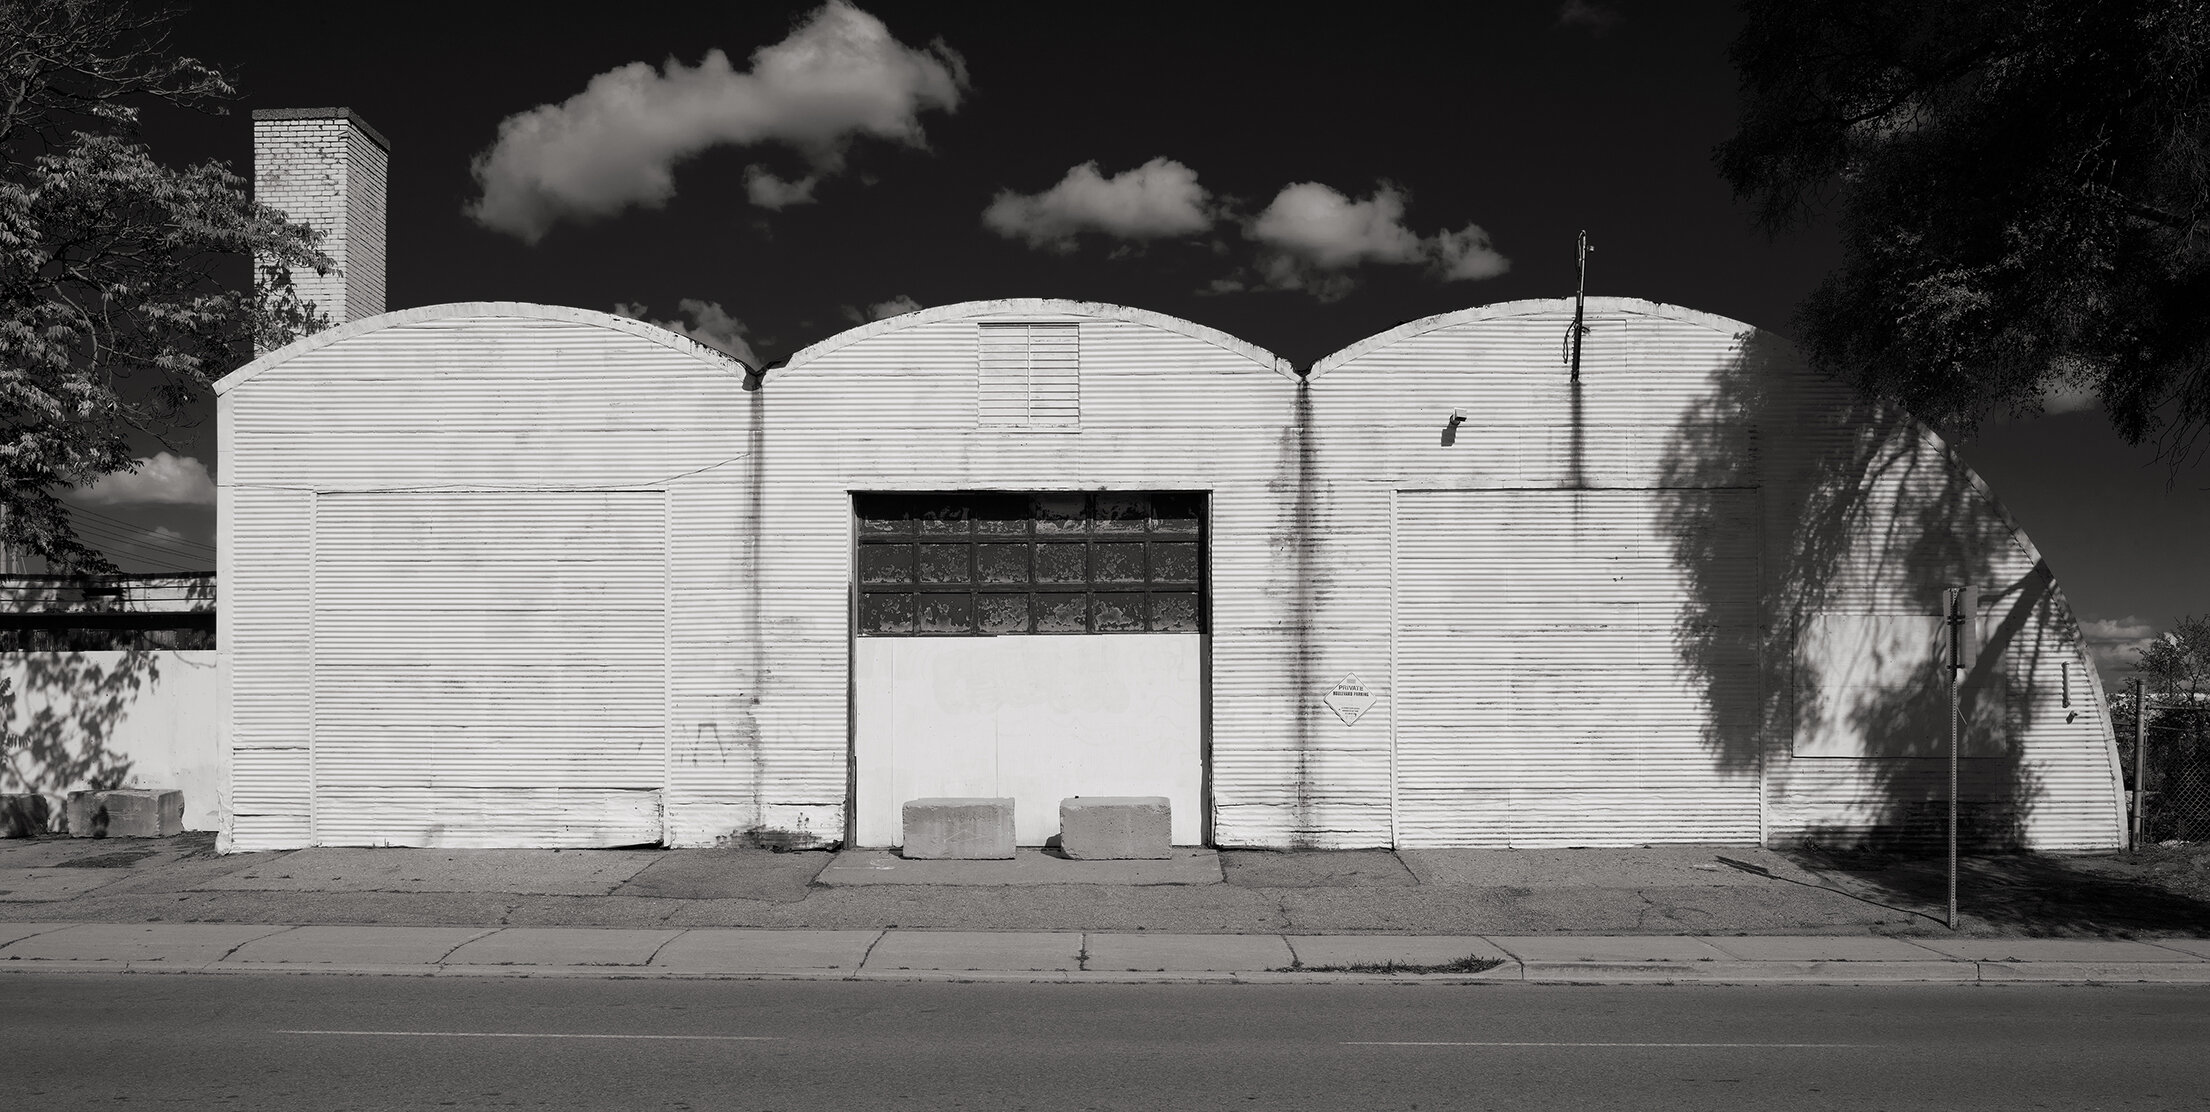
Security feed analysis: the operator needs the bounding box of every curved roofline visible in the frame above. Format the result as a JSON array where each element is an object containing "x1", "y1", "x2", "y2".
[
  {"x1": 214, "y1": 302, "x2": 748, "y2": 396},
  {"x1": 1308, "y1": 296, "x2": 1769, "y2": 379},
  {"x1": 773, "y1": 298, "x2": 1297, "y2": 381}
]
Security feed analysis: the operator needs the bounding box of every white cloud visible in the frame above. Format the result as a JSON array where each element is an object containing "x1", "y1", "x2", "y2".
[
  {"x1": 983, "y1": 158, "x2": 1215, "y2": 249},
  {"x1": 2083, "y1": 615, "x2": 2159, "y2": 676},
  {"x1": 73, "y1": 453, "x2": 216, "y2": 506},
  {"x1": 744, "y1": 168, "x2": 821, "y2": 209},
  {"x1": 469, "y1": 2, "x2": 965, "y2": 242},
  {"x1": 614, "y1": 300, "x2": 760, "y2": 365},
  {"x1": 1432, "y1": 222, "x2": 1512, "y2": 280},
  {"x1": 1242, "y1": 182, "x2": 1512, "y2": 296},
  {"x1": 1249, "y1": 182, "x2": 1426, "y2": 268},
  {"x1": 839, "y1": 294, "x2": 925, "y2": 324}
]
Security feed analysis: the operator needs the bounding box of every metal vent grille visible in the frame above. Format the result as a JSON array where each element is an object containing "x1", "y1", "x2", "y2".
[{"x1": 978, "y1": 323, "x2": 1078, "y2": 428}]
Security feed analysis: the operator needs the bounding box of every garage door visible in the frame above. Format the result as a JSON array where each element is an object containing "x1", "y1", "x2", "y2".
[
  {"x1": 309, "y1": 491, "x2": 667, "y2": 847},
  {"x1": 1393, "y1": 489, "x2": 1761, "y2": 847}
]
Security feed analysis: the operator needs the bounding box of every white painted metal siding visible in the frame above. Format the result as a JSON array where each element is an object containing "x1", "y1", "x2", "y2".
[
  {"x1": 308, "y1": 491, "x2": 667, "y2": 847},
  {"x1": 218, "y1": 297, "x2": 2121, "y2": 851},
  {"x1": 1392, "y1": 489, "x2": 1762, "y2": 846},
  {"x1": 219, "y1": 306, "x2": 779, "y2": 850}
]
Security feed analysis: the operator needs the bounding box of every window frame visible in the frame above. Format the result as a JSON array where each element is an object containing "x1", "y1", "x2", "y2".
[{"x1": 853, "y1": 491, "x2": 1206, "y2": 636}]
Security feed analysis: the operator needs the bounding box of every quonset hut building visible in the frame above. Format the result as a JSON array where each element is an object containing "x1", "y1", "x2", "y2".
[{"x1": 214, "y1": 112, "x2": 2125, "y2": 853}]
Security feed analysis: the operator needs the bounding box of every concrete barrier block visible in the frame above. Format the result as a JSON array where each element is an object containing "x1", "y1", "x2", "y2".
[
  {"x1": 64, "y1": 789, "x2": 184, "y2": 838},
  {"x1": 902, "y1": 798, "x2": 1014, "y2": 859},
  {"x1": 1060, "y1": 796, "x2": 1171, "y2": 860},
  {"x1": 2, "y1": 794, "x2": 53, "y2": 837}
]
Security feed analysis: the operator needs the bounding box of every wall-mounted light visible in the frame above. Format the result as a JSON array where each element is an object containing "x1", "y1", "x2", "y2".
[
  {"x1": 1448, "y1": 408, "x2": 1468, "y2": 427},
  {"x1": 1441, "y1": 409, "x2": 1468, "y2": 447}
]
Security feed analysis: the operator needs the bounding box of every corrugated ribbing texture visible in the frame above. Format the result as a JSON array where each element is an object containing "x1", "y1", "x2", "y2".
[
  {"x1": 1310, "y1": 300, "x2": 2120, "y2": 850},
  {"x1": 1392, "y1": 490, "x2": 1761, "y2": 846},
  {"x1": 308, "y1": 491, "x2": 667, "y2": 847},
  {"x1": 222, "y1": 307, "x2": 761, "y2": 848},
  {"x1": 777, "y1": 303, "x2": 1312, "y2": 845},
  {"x1": 218, "y1": 472, "x2": 314, "y2": 851}
]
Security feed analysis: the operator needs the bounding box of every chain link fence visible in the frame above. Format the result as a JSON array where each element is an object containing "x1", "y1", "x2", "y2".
[{"x1": 2111, "y1": 684, "x2": 2210, "y2": 845}]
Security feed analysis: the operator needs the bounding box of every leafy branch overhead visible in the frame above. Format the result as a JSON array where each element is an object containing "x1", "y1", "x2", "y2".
[
  {"x1": 0, "y1": 0, "x2": 329, "y2": 572},
  {"x1": 1718, "y1": 0, "x2": 2210, "y2": 461}
]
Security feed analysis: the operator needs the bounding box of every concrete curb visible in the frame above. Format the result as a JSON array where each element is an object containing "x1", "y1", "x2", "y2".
[
  {"x1": 5, "y1": 955, "x2": 2210, "y2": 986},
  {"x1": 6, "y1": 923, "x2": 2210, "y2": 985}
]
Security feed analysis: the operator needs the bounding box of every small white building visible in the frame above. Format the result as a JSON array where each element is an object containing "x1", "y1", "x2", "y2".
[{"x1": 213, "y1": 108, "x2": 2122, "y2": 853}]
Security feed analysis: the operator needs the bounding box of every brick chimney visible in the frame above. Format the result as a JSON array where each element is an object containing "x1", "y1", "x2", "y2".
[{"x1": 251, "y1": 108, "x2": 389, "y2": 339}]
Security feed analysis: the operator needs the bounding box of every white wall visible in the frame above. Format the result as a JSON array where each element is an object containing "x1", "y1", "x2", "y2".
[
  {"x1": 855, "y1": 635, "x2": 1203, "y2": 845},
  {"x1": 1, "y1": 650, "x2": 223, "y2": 831}
]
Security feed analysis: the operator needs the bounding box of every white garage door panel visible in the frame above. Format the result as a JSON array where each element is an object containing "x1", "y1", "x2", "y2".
[
  {"x1": 310, "y1": 491, "x2": 669, "y2": 848},
  {"x1": 1394, "y1": 489, "x2": 1761, "y2": 847}
]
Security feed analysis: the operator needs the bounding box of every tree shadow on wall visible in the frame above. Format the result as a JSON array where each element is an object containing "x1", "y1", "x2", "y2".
[
  {"x1": 1, "y1": 650, "x2": 158, "y2": 827},
  {"x1": 1657, "y1": 330, "x2": 2063, "y2": 854}
]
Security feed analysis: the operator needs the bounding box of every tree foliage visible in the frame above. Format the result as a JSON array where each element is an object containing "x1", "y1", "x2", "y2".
[
  {"x1": 1, "y1": 0, "x2": 328, "y2": 572},
  {"x1": 1717, "y1": 0, "x2": 2210, "y2": 460}
]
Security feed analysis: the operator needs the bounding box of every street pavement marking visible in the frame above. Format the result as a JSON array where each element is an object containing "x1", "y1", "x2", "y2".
[
  {"x1": 1345, "y1": 1041, "x2": 1871, "y2": 1048},
  {"x1": 277, "y1": 1030, "x2": 783, "y2": 1041}
]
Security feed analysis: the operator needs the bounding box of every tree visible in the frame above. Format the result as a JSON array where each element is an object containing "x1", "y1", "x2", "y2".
[
  {"x1": 1, "y1": 0, "x2": 329, "y2": 572},
  {"x1": 1716, "y1": 1, "x2": 2210, "y2": 462}
]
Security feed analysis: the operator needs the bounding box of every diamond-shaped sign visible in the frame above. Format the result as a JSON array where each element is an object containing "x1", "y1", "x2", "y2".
[{"x1": 1323, "y1": 672, "x2": 1377, "y2": 726}]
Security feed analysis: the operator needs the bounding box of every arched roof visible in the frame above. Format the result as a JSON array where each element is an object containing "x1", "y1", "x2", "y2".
[
  {"x1": 213, "y1": 301, "x2": 748, "y2": 396},
  {"x1": 772, "y1": 298, "x2": 1298, "y2": 382},
  {"x1": 1308, "y1": 296, "x2": 1765, "y2": 380}
]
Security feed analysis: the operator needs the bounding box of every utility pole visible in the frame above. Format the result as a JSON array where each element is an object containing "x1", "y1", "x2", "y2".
[
  {"x1": 2132, "y1": 676, "x2": 2149, "y2": 850},
  {"x1": 1944, "y1": 585, "x2": 1977, "y2": 930},
  {"x1": 1566, "y1": 230, "x2": 1592, "y2": 383}
]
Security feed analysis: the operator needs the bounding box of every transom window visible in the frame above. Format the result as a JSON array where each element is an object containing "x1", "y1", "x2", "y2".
[{"x1": 855, "y1": 492, "x2": 1204, "y2": 635}]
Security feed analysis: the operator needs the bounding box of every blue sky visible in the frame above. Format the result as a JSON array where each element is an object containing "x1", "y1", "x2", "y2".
[{"x1": 75, "y1": 0, "x2": 2209, "y2": 683}]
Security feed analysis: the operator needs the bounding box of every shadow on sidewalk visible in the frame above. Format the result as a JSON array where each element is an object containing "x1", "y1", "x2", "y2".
[{"x1": 1780, "y1": 846, "x2": 2210, "y2": 937}]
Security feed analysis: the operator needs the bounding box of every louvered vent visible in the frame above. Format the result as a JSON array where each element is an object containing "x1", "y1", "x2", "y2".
[{"x1": 978, "y1": 322, "x2": 1078, "y2": 428}]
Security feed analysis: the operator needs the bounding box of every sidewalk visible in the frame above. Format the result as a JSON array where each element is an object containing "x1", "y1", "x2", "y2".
[
  {"x1": 5, "y1": 834, "x2": 2209, "y2": 984},
  {"x1": 5, "y1": 922, "x2": 2209, "y2": 984}
]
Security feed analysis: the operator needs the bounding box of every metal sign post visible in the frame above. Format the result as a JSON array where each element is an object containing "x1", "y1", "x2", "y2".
[{"x1": 1943, "y1": 585, "x2": 1978, "y2": 930}]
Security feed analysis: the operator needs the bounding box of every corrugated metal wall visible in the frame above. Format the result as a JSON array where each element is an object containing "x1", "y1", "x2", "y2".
[
  {"x1": 1309, "y1": 300, "x2": 2122, "y2": 850},
  {"x1": 218, "y1": 297, "x2": 2123, "y2": 851},
  {"x1": 217, "y1": 306, "x2": 765, "y2": 850}
]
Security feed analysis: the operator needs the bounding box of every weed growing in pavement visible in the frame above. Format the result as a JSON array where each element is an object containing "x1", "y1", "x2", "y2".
[{"x1": 1272, "y1": 955, "x2": 1505, "y2": 975}]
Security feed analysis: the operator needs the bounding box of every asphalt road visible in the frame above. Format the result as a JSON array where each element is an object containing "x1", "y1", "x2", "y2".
[{"x1": 7, "y1": 974, "x2": 2208, "y2": 1110}]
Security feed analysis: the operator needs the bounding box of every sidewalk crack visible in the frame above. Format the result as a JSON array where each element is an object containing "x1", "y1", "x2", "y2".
[
  {"x1": 856, "y1": 929, "x2": 889, "y2": 970},
  {"x1": 641, "y1": 931, "x2": 684, "y2": 967},
  {"x1": 217, "y1": 925, "x2": 298, "y2": 963},
  {"x1": 1078, "y1": 934, "x2": 1090, "y2": 972}
]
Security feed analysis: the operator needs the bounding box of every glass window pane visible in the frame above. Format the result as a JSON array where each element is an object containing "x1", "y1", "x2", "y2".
[
  {"x1": 1033, "y1": 493, "x2": 1087, "y2": 534},
  {"x1": 855, "y1": 495, "x2": 911, "y2": 533},
  {"x1": 859, "y1": 544, "x2": 914, "y2": 584},
  {"x1": 917, "y1": 592, "x2": 974, "y2": 634},
  {"x1": 1151, "y1": 492, "x2": 1202, "y2": 533},
  {"x1": 1094, "y1": 494, "x2": 1147, "y2": 533},
  {"x1": 1035, "y1": 543, "x2": 1087, "y2": 584},
  {"x1": 918, "y1": 543, "x2": 970, "y2": 584},
  {"x1": 1093, "y1": 593, "x2": 1143, "y2": 632},
  {"x1": 916, "y1": 499, "x2": 970, "y2": 534},
  {"x1": 859, "y1": 592, "x2": 916, "y2": 634},
  {"x1": 1035, "y1": 592, "x2": 1086, "y2": 632},
  {"x1": 972, "y1": 494, "x2": 1029, "y2": 535},
  {"x1": 1150, "y1": 542, "x2": 1200, "y2": 583},
  {"x1": 977, "y1": 544, "x2": 1029, "y2": 584},
  {"x1": 1093, "y1": 542, "x2": 1145, "y2": 583},
  {"x1": 1149, "y1": 592, "x2": 1200, "y2": 632},
  {"x1": 977, "y1": 593, "x2": 1029, "y2": 634}
]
